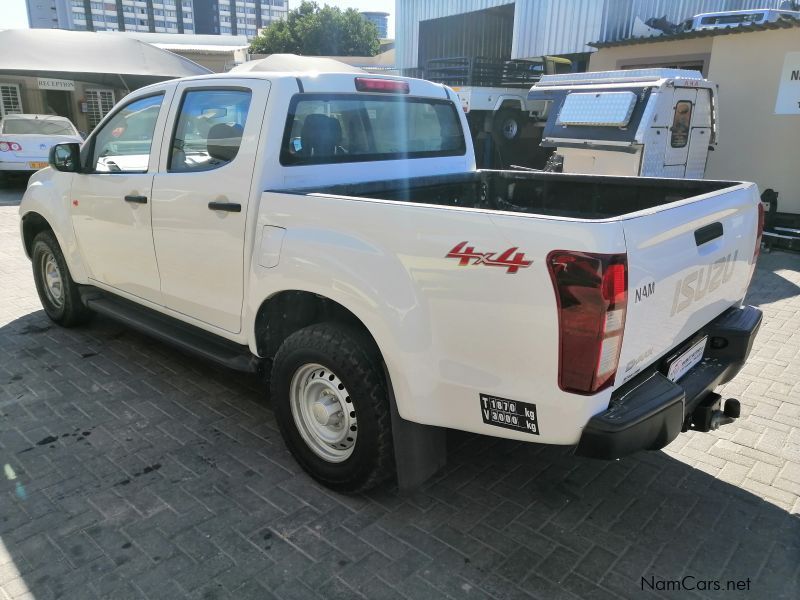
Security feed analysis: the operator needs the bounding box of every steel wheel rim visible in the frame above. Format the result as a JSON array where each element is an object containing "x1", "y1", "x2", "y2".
[
  {"x1": 40, "y1": 250, "x2": 64, "y2": 308},
  {"x1": 289, "y1": 363, "x2": 357, "y2": 463},
  {"x1": 501, "y1": 118, "x2": 519, "y2": 139}
]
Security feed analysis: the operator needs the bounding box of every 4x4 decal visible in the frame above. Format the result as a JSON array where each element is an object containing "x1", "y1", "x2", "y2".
[{"x1": 446, "y1": 241, "x2": 532, "y2": 274}]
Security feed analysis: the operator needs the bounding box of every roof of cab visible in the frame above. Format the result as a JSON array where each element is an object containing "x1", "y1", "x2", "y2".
[{"x1": 132, "y1": 70, "x2": 451, "y2": 100}]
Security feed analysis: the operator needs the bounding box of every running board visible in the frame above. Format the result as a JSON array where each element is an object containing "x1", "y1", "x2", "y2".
[{"x1": 80, "y1": 289, "x2": 260, "y2": 373}]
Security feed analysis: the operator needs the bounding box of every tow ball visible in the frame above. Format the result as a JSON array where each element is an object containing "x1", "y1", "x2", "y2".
[{"x1": 688, "y1": 393, "x2": 741, "y2": 432}]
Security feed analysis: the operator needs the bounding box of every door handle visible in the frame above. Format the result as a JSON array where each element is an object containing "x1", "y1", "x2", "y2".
[
  {"x1": 208, "y1": 201, "x2": 241, "y2": 213},
  {"x1": 694, "y1": 222, "x2": 723, "y2": 246},
  {"x1": 124, "y1": 195, "x2": 148, "y2": 204}
]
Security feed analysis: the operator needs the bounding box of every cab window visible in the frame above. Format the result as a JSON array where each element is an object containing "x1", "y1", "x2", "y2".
[
  {"x1": 90, "y1": 94, "x2": 164, "y2": 173},
  {"x1": 169, "y1": 89, "x2": 252, "y2": 172},
  {"x1": 280, "y1": 94, "x2": 466, "y2": 166}
]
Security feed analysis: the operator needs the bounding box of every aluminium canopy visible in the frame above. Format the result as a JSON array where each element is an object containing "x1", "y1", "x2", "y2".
[{"x1": 0, "y1": 29, "x2": 212, "y2": 89}]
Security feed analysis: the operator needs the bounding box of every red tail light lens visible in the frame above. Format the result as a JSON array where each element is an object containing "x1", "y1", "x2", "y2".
[
  {"x1": 0, "y1": 141, "x2": 22, "y2": 152},
  {"x1": 354, "y1": 77, "x2": 410, "y2": 94},
  {"x1": 547, "y1": 251, "x2": 628, "y2": 395},
  {"x1": 753, "y1": 201, "x2": 764, "y2": 264}
]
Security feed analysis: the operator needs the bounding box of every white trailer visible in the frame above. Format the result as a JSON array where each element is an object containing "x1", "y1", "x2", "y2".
[{"x1": 529, "y1": 69, "x2": 718, "y2": 179}]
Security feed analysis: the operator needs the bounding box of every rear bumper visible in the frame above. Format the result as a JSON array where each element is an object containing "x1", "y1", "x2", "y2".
[
  {"x1": 576, "y1": 305, "x2": 762, "y2": 460},
  {"x1": 0, "y1": 160, "x2": 38, "y2": 173}
]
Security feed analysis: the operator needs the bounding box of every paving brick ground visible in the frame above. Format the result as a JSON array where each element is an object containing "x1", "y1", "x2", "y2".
[{"x1": 1, "y1": 180, "x2": 799, "y2": 599}]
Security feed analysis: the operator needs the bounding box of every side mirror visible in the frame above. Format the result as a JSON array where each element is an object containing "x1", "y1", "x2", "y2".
[{"x1": 49, "y1": 143, "x2": 81, "y2": 173}]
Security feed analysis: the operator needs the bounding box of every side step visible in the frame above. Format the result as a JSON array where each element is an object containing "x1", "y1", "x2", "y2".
[{"x1": 80, "y1": 288, "x2": 260, "y2": 373}]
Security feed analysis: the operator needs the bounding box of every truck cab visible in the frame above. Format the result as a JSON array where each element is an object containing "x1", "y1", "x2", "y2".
[
  {"x1": 529, "y1": 69, "x2": 718, "y2": 178},
  {"x1": 425, "y1": 55, "x2": 572, "y2": 166}
]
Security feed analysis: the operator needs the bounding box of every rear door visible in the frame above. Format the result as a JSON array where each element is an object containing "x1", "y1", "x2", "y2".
[
  {"x1": 663, "y1": 88, "x2": 697, "y2": 174},
  {"x1": 615, "y1": 185, "x2": 759, "y2": 386},
  {"x1": 150, "y1": 79, "x2": 270, "y2": 334}
]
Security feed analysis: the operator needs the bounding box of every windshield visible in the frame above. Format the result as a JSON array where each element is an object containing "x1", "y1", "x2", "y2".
[
  {"x1": 280, "y1": 93, "x2": 466, "y2": 165},
  {"x1": 2, "y1": 117, "x2": 77, "y2": 136}
]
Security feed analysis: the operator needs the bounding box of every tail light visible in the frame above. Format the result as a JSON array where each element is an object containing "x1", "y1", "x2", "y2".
[
  {"x1": 547, "y1": 251, "x2": 628, "y2": 395},
  {"x1": 0, "y1": 141, "x2": 22, "y2": 152},
  {"x1": 753, "y1": 201, "x2": 764, "y2": 264},
  {"x1": 354, "y1": 77, "x2": 410, "y2": 94}
]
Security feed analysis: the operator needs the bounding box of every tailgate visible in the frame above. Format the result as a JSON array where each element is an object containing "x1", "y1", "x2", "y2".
[{"x1": 616, "y1": 183, "x2": 760, "y2": 386}]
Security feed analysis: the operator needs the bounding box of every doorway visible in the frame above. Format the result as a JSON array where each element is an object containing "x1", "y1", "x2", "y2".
[{"x1": 44, "y1": 90, "x2": 74, "y2": 122}]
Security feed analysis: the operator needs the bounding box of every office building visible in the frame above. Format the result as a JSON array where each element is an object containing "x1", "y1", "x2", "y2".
[
  {"x1": 360, "y1": 11, "x2": 389, "y2": 38},
  {"x1": 26, "y1": 1, "x2": 287, "y2": 38}
]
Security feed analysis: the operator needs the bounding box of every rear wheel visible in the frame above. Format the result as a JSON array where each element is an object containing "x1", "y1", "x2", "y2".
[
  {"x1": 270, "y1": 323, "x2": 394, "y2": 493},
  {"x1": 492, "y1": 108, "x2": 525, "y2": 142},
  {"x1": 31, "y1": 231, "x2": 94, "y2": 326}
]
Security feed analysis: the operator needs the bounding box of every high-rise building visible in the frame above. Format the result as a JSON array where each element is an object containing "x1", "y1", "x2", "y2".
[
  {"x1": 26, "y1": 1, "x2": 287, "y2": 38},
  {"x1": 360, "y1": 11, "x2": 389, "y2": 39}
]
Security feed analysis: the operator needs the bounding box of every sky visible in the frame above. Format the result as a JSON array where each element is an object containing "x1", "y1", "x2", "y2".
[{"x1": 0, "y1": 0, "x2": 396, "y2": 37}]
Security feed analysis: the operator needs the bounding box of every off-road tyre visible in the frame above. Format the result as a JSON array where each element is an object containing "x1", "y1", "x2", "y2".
[
  {"x1": 270, "y1": 323, "x2": 395, "y2": 493},
  {"x1": 31, "y1": 231, "x2": 94, "y2": 326}
]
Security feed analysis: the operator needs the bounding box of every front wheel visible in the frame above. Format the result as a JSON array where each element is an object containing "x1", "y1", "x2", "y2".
[
  {"x1": 270, "y1": 323, "x2": 394, "y2": 493},
  {"x1": 31, "y1": 231, "x2": 94, "y2": 327}
]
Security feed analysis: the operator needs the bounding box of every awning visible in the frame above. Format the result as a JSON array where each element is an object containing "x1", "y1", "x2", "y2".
[
  {"x1": 232, "y1": 54, "x2": 365, "y2": 74},
  {"x1": 0, "y1": 29, "x2": 212, "y2": 90}
]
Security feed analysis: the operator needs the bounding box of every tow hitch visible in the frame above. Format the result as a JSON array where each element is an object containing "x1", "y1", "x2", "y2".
[{"x1": 687, "y1": 393, "x2": 741, "y2": 432}]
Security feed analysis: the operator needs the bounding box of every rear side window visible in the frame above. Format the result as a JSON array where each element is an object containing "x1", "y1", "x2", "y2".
[
  {"x1": 169, "y1": 88, "x2": 252, "y2": 173},
  {"x1": 280, "y1": 94, "x2": 466, "y2": 166},
  {"x1": 670, "y1": 100, "x2": 693, "y2": 148}
]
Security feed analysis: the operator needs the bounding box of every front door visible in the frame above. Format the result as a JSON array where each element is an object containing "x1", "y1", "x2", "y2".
[
  {"x1": 70, "y1": 92, "x2": 171, "y2": 304},
  {"x1": 150, "y1": 80, "x2": 270, "y2": 333},
  {"x1": 663, "y1": 88, "x2": 697, "y2": 174}
]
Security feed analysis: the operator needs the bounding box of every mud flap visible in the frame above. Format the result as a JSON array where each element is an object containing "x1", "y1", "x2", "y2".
[{"x1": 383, "y1": 365, "x2": 447, "y2": 493}]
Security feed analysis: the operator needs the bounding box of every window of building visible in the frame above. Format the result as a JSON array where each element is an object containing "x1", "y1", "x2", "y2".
[
  {"x1": 0, "y1": 84, "x2": 23, "y2": 118},
  {"x1": 670, "y1": 100, "x2": 693, "y2": 148},
  {"x1": 280, "y1": 94, "x2": 466, "y2": 166},
  {"x1": 90, "y1": 94, "x2": 163, "y2": 173},
  {"x1": 85, "y1": 88, "x2": 116, "y2": 131},
  {"x1": 169, "y1": 89, "x2": 252, "y2": 173}
]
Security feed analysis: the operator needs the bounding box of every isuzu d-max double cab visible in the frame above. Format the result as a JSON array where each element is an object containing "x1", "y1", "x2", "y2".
[{"x1": 19, "y1": 69, "x2": 764, "y2": 493}]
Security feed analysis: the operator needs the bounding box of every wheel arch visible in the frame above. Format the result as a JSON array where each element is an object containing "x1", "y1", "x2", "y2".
[
  {"x1": 494, "y1": 97, "x2": 524, "y2": 112},
  {"x1": 254, "y1": 290, "x2": 384, "y2": 364},
  {"x1": 21, "y1": 211, "x2": 55, "y2": 258}
]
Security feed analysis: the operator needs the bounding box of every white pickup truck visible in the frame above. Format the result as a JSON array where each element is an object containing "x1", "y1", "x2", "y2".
[{"x1": 20, "y1": 68, "x2": 764, "y2": 493}]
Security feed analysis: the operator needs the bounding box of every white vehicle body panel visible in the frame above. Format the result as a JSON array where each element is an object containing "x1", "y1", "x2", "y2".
[
  {"x1": 616, "y1": 183, "x2": 758, "y2": 386},
  {"x1": 452, "y1": 86, "x2": 549, "y2": 119},
  {"x1": 19, "y1": 70, "x2": 761, "y2": 448}
]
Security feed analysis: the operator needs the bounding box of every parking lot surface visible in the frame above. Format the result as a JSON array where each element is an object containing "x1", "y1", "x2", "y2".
[{"x1": 1, "y1": 183, "x2": 799, "y2": 599}]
